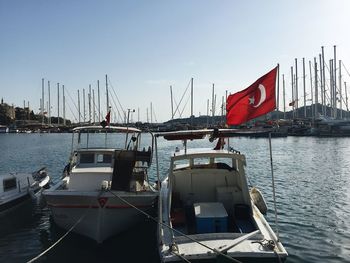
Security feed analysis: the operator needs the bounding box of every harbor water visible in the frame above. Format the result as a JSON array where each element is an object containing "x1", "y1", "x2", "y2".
[{"x1": 0, "y1": 133, "x2": 350, "y2": 262}]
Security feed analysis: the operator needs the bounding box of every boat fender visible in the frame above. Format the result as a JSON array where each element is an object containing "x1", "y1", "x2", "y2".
[{"x1": 250, "y1": 187, "x2": 268, "y2": 214}]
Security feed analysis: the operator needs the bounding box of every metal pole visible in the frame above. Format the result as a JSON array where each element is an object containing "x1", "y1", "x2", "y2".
[
  {"x1": 170, "y1": 85, "x2": 174, "y2": 119},
  {"x1": 57, "y1": 83, "x2": 60, "y2": 125},
  {"x1": 283, "y1": 74, "x2": 286, "y2": 119},
  {"x1": 83, "y1": 88, "x2": 86, "y2": 123},
  {"x1": 191, "y1": 78, "x2": 193, "y2": 118},
  {"x1": 63, "y1": 85, "x2": 66, "y2": 126},
  {"x1": 48, "y1": 81, "x2": 51, "y2": 125},
  {"x1": 106, "y1": 74, "x2": 109, "y2": 114},
  {"x1": 330, "y1": 60, "x2": 334, "y2": 117},
  {"x1": 291, "y1": 66, "x2": 294, "y2": 119},
  {"x1": 276, "y1": 63, "x2": 280, "y2": 120},
  {"x1": 302, "y1": 58, "x2": 306, "y2": 118},
  {"x1": 334, "y1": 45, "x2": 337, "y2": 118},
  {"x1": 98, "y1": 80, "x2": 101, "y2": 123},
  {"x1": 93, "y1": 89, "x2": 96, "y2": 124},
  {"x1": 269, "y1": 133, "x2": 279, "y2": 240},
  {"x1": 295, "y1": 59, "x2": 298, "y2": 116},
  {"x1": 309, "y1": 61, "x2": 314, "y2": 119},
  {"x1": 314, "y1": 58, "x2": 318, "y2": 118},
  {"x1": 321, "y1": 46, "x2": 326, "y2": 116},
  {"x1": 339, "y1": 60, "x2": 342, "y2": 119},
  {"x1": 319, "y1": 54, "x2": 324, "y2": 116},
  {"x1": 42, "y1": 78, "x2": 44, "y2": 125},
  {"x1": 78, "y1": 90, "x2": 81, "y2": 124},
  {"x1": 345, "y1": 82, "x2": 349, "y2": 118}
]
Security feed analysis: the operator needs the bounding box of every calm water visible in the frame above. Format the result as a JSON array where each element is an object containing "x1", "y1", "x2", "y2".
[{"x1": 0, "y1": 133, "x2": 350, "y2": 262}]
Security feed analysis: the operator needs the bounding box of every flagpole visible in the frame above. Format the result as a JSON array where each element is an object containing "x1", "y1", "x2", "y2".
[
  {"x1": 269, "y1": 132, "x2": 280, "y2": 241},
  {"x1": 276, "y1": 64, "x2": 280, "y2": 120}
]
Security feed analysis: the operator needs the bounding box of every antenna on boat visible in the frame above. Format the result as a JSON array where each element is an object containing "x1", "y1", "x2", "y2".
[{"x1": 268, "y1": 132, "x2": 280, "y2": 241}]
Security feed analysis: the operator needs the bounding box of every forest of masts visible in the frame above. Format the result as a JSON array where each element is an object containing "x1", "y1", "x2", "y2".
[
  {"x1": 279, "y1": 45, "x2": 350, "y2": 120},
  {"x1": 37, "y1": 74, "x2": 158, "y2": 126},
  {"x1": 35, "y1": 45, "x2": 350, "y2": 126}
]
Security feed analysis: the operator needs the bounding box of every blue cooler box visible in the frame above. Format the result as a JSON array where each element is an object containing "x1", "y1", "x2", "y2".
[{"x1": 194, "y1": 202, "x2": 228, "y2": 233}]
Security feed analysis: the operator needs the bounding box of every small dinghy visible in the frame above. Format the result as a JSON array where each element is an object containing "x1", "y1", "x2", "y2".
[{"x1": 0, "y1": 167, "x2": 50, "y2": 214}]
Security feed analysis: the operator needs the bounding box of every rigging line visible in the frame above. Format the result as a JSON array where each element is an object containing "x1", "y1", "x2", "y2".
[
  {"x1": 173, "y1": 79, "x2": 191, "y2": 119},
  {"x1": 179, "y1": 95, "x2": 191, "y2": 118},
  {"x1": 108, "y1": 92, "x2": 123, "y2": 123},
  {"x1": 107, "y1": 190, "x2": 242, "y2": 263},
  {"x1": 342, "y1": 61, "x2": 350, "y2": 79},
  {"x1": 173, "y1": 97, "x2": 181, "y2": 118},
  {"x1": 66, "y1": 102, "x2": 78, "y2": 123},
  {"x1": 107, "y1": 77, "x2": 125, "y2": 113},
  {"x1": 27, "y1": 191, "x2": 103, "y2": 263},
  {"x1": 65, "y1": 88, "x2": 80, "y2": 114}
]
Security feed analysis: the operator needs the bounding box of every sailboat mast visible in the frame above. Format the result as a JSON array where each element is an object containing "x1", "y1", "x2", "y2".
[
  {"x1": 98, "y1": 80, "x2": 101, "y2": 122},
  {"x1": 308, "y1": 61, "x2": 314, "y2": 119},
  {"x1": 339, "y1": 60, "x2": 342, "y2": 119},
  {"x1": 302, "y1": 58, "x2": 306, "y2": 118},
  {"x1": 321, "y1": 46, "x2": 326, "y2": 116},
  {"x1": 344, "y1": 82, "x2": 349, "y2": 118},
  {"x1": 319, "y1": 54, "x2": 324, "y2": 116},
  {"x1": 57, "y1": 83, "x2": 60, "y2": 125},
  {"x1": 78, "y1": 90, "x2": 81, "y2": 124},
  {"x1": 314, "y1": 58, "x2": 318, "y2": 118},
  {"x1": 295, "y1": 58, "x2": 298, "y2": 117},
  {"x1": 88, "y1": 84, "x2": 92, "y2": 124},
  {"x1": 290, "y1": 66, "x2": 294, "y2": 119},
  {"x1": 83, "y1": 88, "x2": 86, "y2": 123},
  {"x1": 93, "y1": 89, "x2": 96, "y2": 124},
  {"x1": 63, "y1": 85, "x2": 66, "y2": 126},
  {"x1": 48, "y1": 80, "x2": 51, "y2": 125},
  {"x1": 105, "y1": 74, "x2": 109, "y2": 114},
  {"x1": 334, "y1": 45, "x2": 337, "y2": 118},
  {"x1": 170, "y1": 85, "x2": 174, "y2": 120},
  {"x1": 282, "y1": 74, "x2": 286, "y2": 119},
  {"x1": 42, "y1": 78, "x2": 44, "y2": 125}
]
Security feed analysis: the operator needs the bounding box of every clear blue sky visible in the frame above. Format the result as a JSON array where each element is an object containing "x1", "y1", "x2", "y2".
[{"x1": 1, "y1": 0, "x2": 350, "y2": 122}]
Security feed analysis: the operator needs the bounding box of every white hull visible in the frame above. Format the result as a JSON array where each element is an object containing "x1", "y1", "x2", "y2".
[{"x1": 45, "y1": 190, "x2": 157, "y2": 243}]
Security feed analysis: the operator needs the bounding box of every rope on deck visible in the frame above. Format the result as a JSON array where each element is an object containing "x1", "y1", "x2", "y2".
[{"x1": 27, "y1": 190, "x2": 103, "y2": 263}]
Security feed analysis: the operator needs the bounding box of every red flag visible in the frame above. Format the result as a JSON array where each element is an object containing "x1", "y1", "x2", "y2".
[
  {"x1": 105, "y1": 111, "x2": 111, "y2": 125},
  {"x1": 226, "y1": 66, "x2": 278, "y2": 126}
]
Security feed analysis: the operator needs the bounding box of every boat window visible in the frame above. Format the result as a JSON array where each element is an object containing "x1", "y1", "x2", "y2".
[
  {"x1": 80, "y1": 153, "x2": 95, "y2": 163},
  {"x1": 193, "y1": 157, "x2": 210, "y2": 165},
  {"x1": 97, "y1": 153, "x2": 112, "y2": 163},
  {"x1": 3, "y1": 178, "x2": 17, "y2": 191}
]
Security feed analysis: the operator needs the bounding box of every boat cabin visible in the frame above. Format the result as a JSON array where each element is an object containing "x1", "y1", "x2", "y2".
[
  {"x1": 67, "y1": 147, "x2": 152, "y2": 192},
  {"x1": 168, "y1": 149, "x2": 257, "y2": 235}
]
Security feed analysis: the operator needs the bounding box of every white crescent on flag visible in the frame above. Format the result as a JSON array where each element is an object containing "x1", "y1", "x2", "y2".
[{"x1": 253, "y1": 84, "x2": 266, "y2": 108}]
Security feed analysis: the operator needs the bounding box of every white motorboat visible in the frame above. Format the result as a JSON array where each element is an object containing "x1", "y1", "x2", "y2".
[
  {"x1": 43, "y1": 126, "x2": 158, "y2": 243},
  {"x1": 155, "y1": 129, "x2": 288, "y2": 262},
  {"x1": 0, "y1": 168, "x2": 50, "y2": 214}
]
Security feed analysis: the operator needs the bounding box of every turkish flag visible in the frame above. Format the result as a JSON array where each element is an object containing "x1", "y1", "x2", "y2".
[
  {"x1": 105, "y1": 111, "x2": 111, "y2": 125},
  {"x1": 226, "y1": 66, "x2": 278, "y2": 125}
]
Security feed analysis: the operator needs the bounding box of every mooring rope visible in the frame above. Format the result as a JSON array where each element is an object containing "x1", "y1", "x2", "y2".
[
  {"x1": 107, "y1": 189, "x2": 242, "y2": 263},
  {"x1": 27, "y1": 190, "x2": 103, "y2": 263}
]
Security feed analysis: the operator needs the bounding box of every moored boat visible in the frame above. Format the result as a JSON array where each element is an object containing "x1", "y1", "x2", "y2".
[
  {"x1": 155, "y1": 129, "x2": 288, "y2": 262},
  {"x1": 43, "y1": 125, "x2": 158, "y2": 243},
  {"x1": 0, "y1": 167, "x2": 50, "y2": 214}
]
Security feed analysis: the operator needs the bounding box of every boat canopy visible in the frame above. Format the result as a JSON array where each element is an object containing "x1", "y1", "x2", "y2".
[
  {"x1": 72, "y1": 126, "x2": 141, "y2": 133},
  {"x1": 155, "y1": 128, "x2": 246, "y2": 141}
]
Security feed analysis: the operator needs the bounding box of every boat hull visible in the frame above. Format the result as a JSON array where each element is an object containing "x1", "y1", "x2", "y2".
[{"x1": 45, "y1": 190, "x2": 157, "y2": 243}]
